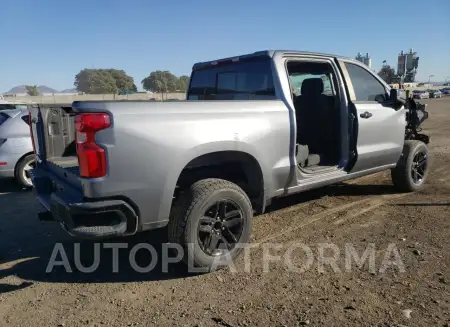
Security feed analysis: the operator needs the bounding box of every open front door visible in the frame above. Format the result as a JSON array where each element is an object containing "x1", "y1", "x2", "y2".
[{"x1": 338, "y1": 60, "x2": 406, "y2": 172}]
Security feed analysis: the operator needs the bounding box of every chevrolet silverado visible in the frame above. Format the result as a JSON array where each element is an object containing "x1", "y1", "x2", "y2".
[{"x1": 29, "y1": 50, "x2": 430, "y2": 270}]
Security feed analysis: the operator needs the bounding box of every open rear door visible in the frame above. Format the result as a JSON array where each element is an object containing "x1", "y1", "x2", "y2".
[{"x1": 337, "y1": 59, "x2": 406, "y2": 172}]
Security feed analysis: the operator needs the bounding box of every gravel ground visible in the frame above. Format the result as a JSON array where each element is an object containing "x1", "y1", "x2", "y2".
[{"x1": 1, "y1": 97, "x2": 449, "y2": 327}]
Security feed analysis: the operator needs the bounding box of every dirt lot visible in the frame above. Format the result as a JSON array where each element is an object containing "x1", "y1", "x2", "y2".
[{"x1": 1, "y1": 98, "x2": 449, "y2": 327}]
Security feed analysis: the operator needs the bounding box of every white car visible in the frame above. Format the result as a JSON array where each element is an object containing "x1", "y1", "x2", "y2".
[
  {"x1": 0, "y1": 100, "x2": 28, "y2": 111},
  {"x1": 412, "y1": 90, "x2": 429, "y2": 99},
  {"x1": 0, "y1": 108, "x2": 35, "y2": 187}
]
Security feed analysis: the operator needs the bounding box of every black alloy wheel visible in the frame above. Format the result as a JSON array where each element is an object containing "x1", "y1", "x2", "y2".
[
  {"x1": 411, "y1": 151, "x2": 428, "y2": 185},
  {"x1": 197, "y1": 199, "x2": 244, "y2": 256}
]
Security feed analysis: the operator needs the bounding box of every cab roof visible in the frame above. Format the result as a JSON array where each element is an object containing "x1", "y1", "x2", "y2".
[{"x1": 192, "y1": 50, "x2": 353, "y2": 70}]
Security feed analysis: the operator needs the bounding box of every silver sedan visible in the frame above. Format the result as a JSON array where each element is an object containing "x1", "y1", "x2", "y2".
[
  {"x1": 412, "y1": 90, "x2": 430, "y2": 99},
  {"x1": 0, "y1": 108, "x2": 35, "y2": 187}
]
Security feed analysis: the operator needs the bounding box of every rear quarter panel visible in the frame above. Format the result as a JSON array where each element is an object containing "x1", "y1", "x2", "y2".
[{"x1": 72, "y1": 100, "x2": 291, "y2": 229}]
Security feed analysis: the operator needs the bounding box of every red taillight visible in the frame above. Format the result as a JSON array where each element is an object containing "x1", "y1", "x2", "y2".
[
  {"x1": 75, "y1": 113, "x2": 111, "y2": 178},
  {"x1": 75, "y1": 113, "x2": 111, "y2": 133},
  {"x1": 29, "y1": 112, "x2": 37, "y2": 154}
]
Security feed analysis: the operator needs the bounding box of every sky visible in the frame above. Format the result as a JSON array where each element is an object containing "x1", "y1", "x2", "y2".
[{"x1": 1, "y1": 0, "x2": 449, "y2": 92}]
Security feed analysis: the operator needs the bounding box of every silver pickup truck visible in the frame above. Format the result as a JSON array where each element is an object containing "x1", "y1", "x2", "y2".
[{"x1": 30, "y1": 50, "x2": 430, "y2": 270}]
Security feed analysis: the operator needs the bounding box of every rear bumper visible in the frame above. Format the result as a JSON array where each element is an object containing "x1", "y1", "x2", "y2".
[
  {"x1": 48, "y1": 194, "x2": 137, "y2": 238},
  {"x1": 32, "y1": 167, "x2": 139, "y2": 239},
  {"x1": 0, "y1": 152, "x2": 19, "y2": 178},
  {"x1": 0, "y1": 167, "x2": 15, "y2": 178}
]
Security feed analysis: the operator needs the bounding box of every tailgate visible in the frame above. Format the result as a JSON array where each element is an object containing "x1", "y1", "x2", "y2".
[{"x1": 29, "y1": 104, "x2": 81, "y2": 190}]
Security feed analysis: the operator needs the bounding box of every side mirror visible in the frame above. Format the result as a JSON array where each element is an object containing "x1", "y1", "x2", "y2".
[{"x1": 390, "y1": 88, "x2": 406, "y2": 105}]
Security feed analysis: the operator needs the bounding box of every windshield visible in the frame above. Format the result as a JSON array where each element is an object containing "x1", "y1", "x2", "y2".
[{"x1": 187, "y1": 58, "x2": 276, "y2": 100}]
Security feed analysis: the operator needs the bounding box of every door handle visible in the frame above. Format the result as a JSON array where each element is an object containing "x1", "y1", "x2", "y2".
[{"x1": 360, "y1": 111, "x2": 373, "y2": 119}]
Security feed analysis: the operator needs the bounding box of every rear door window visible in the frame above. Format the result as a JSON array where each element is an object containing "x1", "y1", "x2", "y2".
[{"x1": 188, "y1": 58, "x2": 276, "y2": 100}]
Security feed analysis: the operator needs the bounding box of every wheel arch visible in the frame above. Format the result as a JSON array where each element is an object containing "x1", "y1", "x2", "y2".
[
  {"x1": 179, "y1": 150, "x2": 265, "y2": 210},
  {"x1": 158, "y1": 144, "x2": 269, "y2": 222}
]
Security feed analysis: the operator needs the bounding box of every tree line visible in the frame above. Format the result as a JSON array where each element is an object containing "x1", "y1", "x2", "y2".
[
  {"x1": 25, "y1": 65, "x2": 396, "y2": 97},
  {"x1": 72, "y1": 65, "x2": 396, "y2": 96},
  {"x1": 377, "y1": 64, "x2": 396, "y2": 84},
  {"x1": 23, "y1": 62, "x2": 401, "y2": 97},
  {"x1": 73, "y1": 69, "x2": 189, "y2": 97},
  {"x1": 25, "y1": 85, "x2": 39, "y2": 96}
]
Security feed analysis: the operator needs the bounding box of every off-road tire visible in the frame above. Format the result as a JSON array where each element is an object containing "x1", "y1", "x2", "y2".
[
  {"x1": 391, "y1": 140, "x2": 429, "y2": 192},
  {"x1": 168, "y1": 178, "x2": 253, "y2": 272},
  {"x1": 15, "y1": 154, "x2": 36, "y2": 189}
]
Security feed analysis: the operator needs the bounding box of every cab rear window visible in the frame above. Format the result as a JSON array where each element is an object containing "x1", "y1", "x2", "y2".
[{"x1": 187, "y1": 58, "x2": 276, "y2": 100}]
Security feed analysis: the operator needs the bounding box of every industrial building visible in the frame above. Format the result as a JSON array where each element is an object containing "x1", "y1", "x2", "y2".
[{"x1": 355, "y1": 52, "x2": 372, "y2": 68}]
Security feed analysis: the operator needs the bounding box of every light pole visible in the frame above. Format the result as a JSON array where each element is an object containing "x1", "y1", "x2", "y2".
[{"x1": 428, "y1": 74, "x2": 434, "y2": 86}]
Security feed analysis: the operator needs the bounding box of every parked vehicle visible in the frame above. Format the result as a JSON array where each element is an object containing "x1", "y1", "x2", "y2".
[
  {"x1": 412, "y1": 90, "x2": 430, "y2": 99},
  {"x1": 440, "y1": 88, "x2": 450, "y2": 95},
  {"x1": 118, "y1": 89, "x2": 136, "y2": 95},
  {"x1": 0, "y1": 100, "x2": 28, "y2": 111},
  {"x1": 0, "y1": 108, "x2": 35, "y2": 187},
  {"x1": 29, "y1": 50, "x2": 430, "y2": 271},
  {"x1": 428, "y1": 89, "x2": 442, "y2": 98}
]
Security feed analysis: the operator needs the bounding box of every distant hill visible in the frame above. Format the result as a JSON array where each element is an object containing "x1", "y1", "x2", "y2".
[
  {"x1": 4, "y1": 85, "x2": 59, "y2": 94},
  {"x1": 59, "y1": 88, "x2": 78, "y2": 93},
  {"x1": 38, "y1": 85, "x2": 59, "y2": 93}
]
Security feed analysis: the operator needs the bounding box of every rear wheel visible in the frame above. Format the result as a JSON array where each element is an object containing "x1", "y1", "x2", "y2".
[
  {"x1": 15, "y1": 154, "x2": 36, "y2": 189},
  {"x1": 391, "y1": 140, "x2": 429, "y2": 192},
  {"x1": 168, "y1": 178, "x2": 253, "y2": 272}
]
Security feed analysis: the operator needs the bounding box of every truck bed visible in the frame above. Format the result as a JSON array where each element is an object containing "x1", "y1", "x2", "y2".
[{"x1": 29, "y1": 98, "x2": 293, "y2": 239}]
